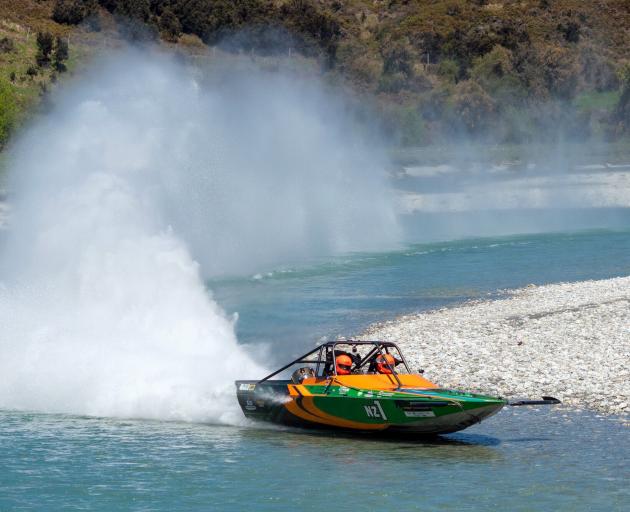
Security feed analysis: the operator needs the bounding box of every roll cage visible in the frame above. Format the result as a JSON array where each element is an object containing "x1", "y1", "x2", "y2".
[{"x1": 257, "y1": 340, "x2": 413, "y2": 388}]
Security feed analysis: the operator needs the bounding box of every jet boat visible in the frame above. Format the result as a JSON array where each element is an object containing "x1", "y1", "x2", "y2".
[{"x1": 236, "y1": 340, "x2": 559, "y2": 435}]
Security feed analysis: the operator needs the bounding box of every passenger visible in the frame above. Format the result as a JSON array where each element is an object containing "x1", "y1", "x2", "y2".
[
  {"x1": 375, "y1": 353, "x2": 396, "y2": 374},
  {"x1": 335, "y1": 354, "x2": 353, "y2": 375}
]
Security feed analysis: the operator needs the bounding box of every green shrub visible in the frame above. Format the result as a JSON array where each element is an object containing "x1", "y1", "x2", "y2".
[
  {"x1": 470, "y1": 45, "x2": 526, "y2": 104},
  {"x1": 53, "y1": 36, "x2": 69, "y2": 72},
  {"x1": 0, "y1": 79, "x2": 18, "y2": 148},
  {"x1": 36, "y1": 32, "x2": 54, "y2": 67},
  {"x1": 0, "y1": 37, "x2": 15, "y2": 53},
  {"x1": 437, "y1": 59, "x2": 458, "y2": 84},
  {"x1": 452, "y1": 80, "x2": 495, "y2": 133},
  {"x1": 378, "y1": 72, "x2": 407, "y2": 94}
]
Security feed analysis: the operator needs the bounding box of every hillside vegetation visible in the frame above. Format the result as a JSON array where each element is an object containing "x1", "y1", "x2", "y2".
[{"x1": 1, "y1": 0, "x2": 630, "y2": 148}]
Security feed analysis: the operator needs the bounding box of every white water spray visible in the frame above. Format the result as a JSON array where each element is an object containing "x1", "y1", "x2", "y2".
[{"x1": 0, "y1": 50, "x2": 399, "y2": 422}]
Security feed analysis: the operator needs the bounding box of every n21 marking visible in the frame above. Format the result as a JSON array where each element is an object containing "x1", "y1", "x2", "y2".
[{"x1": 364, "y1": 400, "x2": 387, "y2": 420}]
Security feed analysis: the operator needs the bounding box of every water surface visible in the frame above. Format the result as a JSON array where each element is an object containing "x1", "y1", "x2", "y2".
[
  {"x1": 211, "y1": 230, "x2": 630, "y2": 361},
  {"x1": 1, "y1": 408, "x2": 627, "y2": 511},
  {"x1": 2, "y1": 229, "x2": 629, "y2": 510}
]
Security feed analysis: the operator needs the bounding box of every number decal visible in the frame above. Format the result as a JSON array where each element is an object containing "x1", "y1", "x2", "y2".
[{"x1": 363, "y1": 400, "x2": 387, "y2": 420}]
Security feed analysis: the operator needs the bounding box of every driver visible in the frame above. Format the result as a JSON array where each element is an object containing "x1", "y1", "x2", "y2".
[
  {"x1": 335, "y1": 354, "x2": 353, "y2": 375},
  {"x1": 375, "y1": 353, "x2": 396, "y2": 374}
]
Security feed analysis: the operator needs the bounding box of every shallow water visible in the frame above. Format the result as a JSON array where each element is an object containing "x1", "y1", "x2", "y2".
[
  {"x1": 212, "y1": 229, "x2": 630, "y2": 361},
  {"x1": 1, "y1": 408, "x2": 627, "y2": 511}
]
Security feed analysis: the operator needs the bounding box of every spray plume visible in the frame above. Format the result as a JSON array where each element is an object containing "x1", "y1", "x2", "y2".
[{"x1": 0, "y1": 49, "x2": 400, "y2": 422}]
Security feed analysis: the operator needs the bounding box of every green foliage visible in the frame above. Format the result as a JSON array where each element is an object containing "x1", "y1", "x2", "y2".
[
  {"x1": 36, "y1": 32, "x2": 54, "y2": 67},
  {"x1": 280, "y1": 0, "x2": 341, "y2": 67},
  {"x1": 437, "y1": 59, "x2": 458, "y2": 84},
  {"x1": 452, "y1": 80, "x2": 495, "y2": 133},
  {"x1": 52, "y1": 0, "x2": 97, "y2": 25},
  {"x1": 442, "y1": 18, "x2": 530, "y2": 73},
  {"x1": 380, "y1": 104, "x2": 426, "y2": 146},
  {"x1": 378, "y1": 72, "x2": 407, "y2": 94},
  {"x1": 497, "y1": 106, "x2": 536, "y2": 144},
  {"x1": 338, "y1": 43, "x2": 383, "y2": 85},
  {"x1": 9, "y1": 0, "x2": 624, "y2": 146},
  {"x1": 0, "y1": 37, "x2": 15, "y2": 54},
  {"x1": 113, "y1": 0, "x2": 150, "y2": 21},
  {"x1": 578, "y1": 45, "x2": 618, "y2": 92},
  {"x1": 96, "y1": 0, "x2": 339, "y2": 66},
  {"x1": 53, "y1": 36, "x2": 69, "y2": 72},
  {"x1": 470, "y1": 45, "x2": 525, "y2": 104},
  {"x1": 575, "y1": 91, "x2": 620, "y2": 112},
  {"x1": 159, "y1": 7, "x2": 182, "y2": 42},
  {"x1": 382, "y1": 38, "x2": 413, "y2": 78},
  {"x1": 538, "y1": 46, "x2": 579, "y2": 100},
  {"x1": 0, "y1": 79, "x2": 17, "y2": 149}
]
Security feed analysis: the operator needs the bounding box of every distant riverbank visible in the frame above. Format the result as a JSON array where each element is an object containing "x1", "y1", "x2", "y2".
[{"x1": 364, "y1": 276, "x2": 630, "y2": 417}]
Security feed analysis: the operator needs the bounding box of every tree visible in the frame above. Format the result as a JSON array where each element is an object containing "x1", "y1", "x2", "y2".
[
  {"x1": 452, "y1": 80, "x2": 495, "y2": 133},
  {"x1": 382, "y1": 38, "x2": 414, "y2": 78},
  {"x1": 52, "y1": 0, "x2": 92, "y2": 25},
  {"x1": 160, "y1": 7, "x2": 182, "y2": 42},
  {"x1": 36, "y1": 32, "x2": 54, "y2": 67},
  {"x1": 113, "y1": 0, "x2": 150, "y2": 21},
  {"x1": 470, "y1": 45, "x2": 525, "y2": 104},
  {"x1": 53, "y1": 36, "x2": 69, "y2": 72}
]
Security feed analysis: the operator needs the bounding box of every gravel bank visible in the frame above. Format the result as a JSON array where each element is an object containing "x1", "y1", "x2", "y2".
[{"x1": 364, "y1": 276, "x2": 630, "y2": 417}]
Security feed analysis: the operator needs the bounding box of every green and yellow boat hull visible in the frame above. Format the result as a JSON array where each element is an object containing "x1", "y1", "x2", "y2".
[{"x1": 236, "y1": 374, "x2": 505, "y2": 435}]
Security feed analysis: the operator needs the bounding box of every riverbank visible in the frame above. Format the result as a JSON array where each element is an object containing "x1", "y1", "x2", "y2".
[{"x1": 364, "y1": 276, "x2": 630, "y2": 417}]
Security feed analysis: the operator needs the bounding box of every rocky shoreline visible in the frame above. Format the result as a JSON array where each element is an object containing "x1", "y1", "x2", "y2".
[{"x1": 364, "y1": 276, "x2": 630, "y2": 418}]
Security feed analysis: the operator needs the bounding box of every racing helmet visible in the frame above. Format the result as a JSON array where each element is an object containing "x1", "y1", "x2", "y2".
[
  {"x1": 335, "y1": 354, "x2": 353, "y2": 375},
  {"x1": 375, "y1": 353, "x2": 395, "y2": 374}
]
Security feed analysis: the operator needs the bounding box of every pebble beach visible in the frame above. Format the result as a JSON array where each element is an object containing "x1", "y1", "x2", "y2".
[{"x1": 364, "y1": 276, "x2": 630, "y2": 417}]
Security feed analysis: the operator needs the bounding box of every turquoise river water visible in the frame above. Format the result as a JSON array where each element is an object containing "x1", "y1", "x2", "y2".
[{"x1": 2, "y1": 229, "x2": 629, "y2": 511}]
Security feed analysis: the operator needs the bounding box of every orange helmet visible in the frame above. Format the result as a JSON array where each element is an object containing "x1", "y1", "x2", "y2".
[
  {"x1": 335, "y1": 354, "x2": 353, "y2": 375},
  {"x1": 376, "y1": 353, "x2": 395, "y2": 374}
]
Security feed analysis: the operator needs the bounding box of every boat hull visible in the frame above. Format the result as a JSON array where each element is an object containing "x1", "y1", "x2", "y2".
[{"x1": 236, "y1": 379, "x2": 505, "y2": 436}]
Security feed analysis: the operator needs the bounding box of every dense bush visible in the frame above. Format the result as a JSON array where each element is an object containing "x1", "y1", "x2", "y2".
[
  {"x1": 452, "y1": 80, "x2": 495, "y2": 133},
  {"x1": 36, "y1": 32, "x2": 54, "y2": 67},
  {"x1": 95, "y1": 0, "x2": 339, "y2": 65},
  {"x1": 470, "y1": 45, "x2": 525, "y2": 105},
  {"x1": 53, "y1": 36, "x2": 69, "y2": 72},
  {"x1": 159, "y1": 7, "x2": 181, "y2": 41},
  {"x1": 0, "y1": 37, "x2": 15, "y2": 53},
  {"x1": 52, "y1": 0, "x2": 97, "y2": 25}
]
